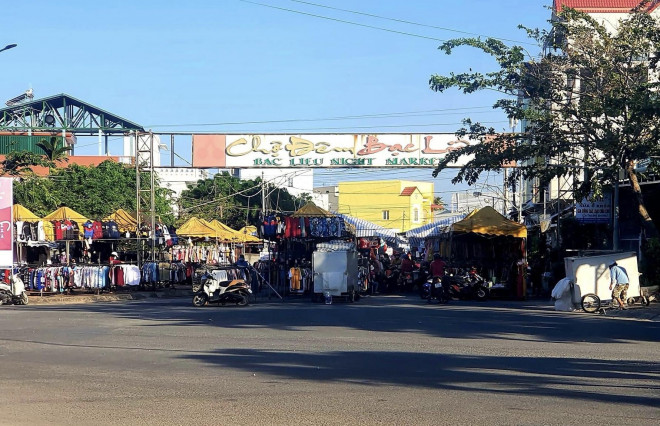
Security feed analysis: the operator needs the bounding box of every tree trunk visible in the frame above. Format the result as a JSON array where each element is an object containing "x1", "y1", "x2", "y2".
[{"x1": 625, "y1": 161, "x2": 659, "y2": 239}]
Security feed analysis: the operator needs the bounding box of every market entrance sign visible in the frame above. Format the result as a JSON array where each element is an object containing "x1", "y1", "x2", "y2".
[{"x1": 192, "y1": 134, "x2": 478, "y2": 168}]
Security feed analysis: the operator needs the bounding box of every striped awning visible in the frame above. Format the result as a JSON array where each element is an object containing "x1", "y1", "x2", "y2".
[
  {"x1": 405, "y1": 214, "x2": 466, "y2": 245},
  {"x1": 335, "y1": 214, "x2": 402, "y2": 244}
]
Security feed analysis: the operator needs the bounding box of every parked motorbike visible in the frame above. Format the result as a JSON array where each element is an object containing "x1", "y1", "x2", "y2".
[
  {"x1": 0, "y1": 274, "x2": 29, "y2": 306},
  {"x1": 421, "y1": 276, "x2": 449, "y2": 304},
  {"x1": 444, "y1": 269, "x2": 489, "y2": 301},
  {"x1": 192, "y1": 272, "x2": 252, "y2": 307}
]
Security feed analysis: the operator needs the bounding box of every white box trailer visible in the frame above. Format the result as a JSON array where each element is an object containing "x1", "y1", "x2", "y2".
[
  {"x1": 564, "y1": 252, "x2": 640, "y2": 304},
  {"x1": 313, "y1": 250, "x2": 358, "y2": 300}
]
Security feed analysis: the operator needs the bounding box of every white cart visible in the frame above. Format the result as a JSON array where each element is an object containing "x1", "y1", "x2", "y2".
[
  {"x1": 564, "y1": 252, "x2": 641, "y2": 310},
  {"x1": 312, "y1": 247, "x2": 358, "y2": 302}
]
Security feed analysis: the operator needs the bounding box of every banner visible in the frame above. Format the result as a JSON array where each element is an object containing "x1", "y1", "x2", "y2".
[
  {"x1": 192, "y1": 134, "x2": 479, "y2": 168},
  {"x1": 575, "y1": 193, "x2": 611, "y2": 224},
  {"x1": 0, "y1": 178, "x2": 12, "y2": 266}
]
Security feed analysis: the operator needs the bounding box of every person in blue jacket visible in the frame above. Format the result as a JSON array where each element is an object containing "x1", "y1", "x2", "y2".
[{"x1": 608, "y1": 261, "x2": 630, "y2": 310}]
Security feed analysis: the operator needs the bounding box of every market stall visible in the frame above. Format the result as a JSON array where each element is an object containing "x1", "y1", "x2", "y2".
[
  {"x1": 275, "y1": 203, "x2": 353, "y2": 297},
  {"x1": 12, "y1": 204, "x2": 55, "y2": 265},
  {"x1": 103, "y1": 208, "x2": 138, "y2": 236},
  {"x1": 423, "y1": 206, "x2": 527, "y2": 299}
]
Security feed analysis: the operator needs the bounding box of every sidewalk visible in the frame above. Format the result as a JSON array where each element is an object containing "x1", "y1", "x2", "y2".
[
  {"x1": 595, "y1": 301, "x2": 660, "y2": 321},
  {"x1": 26, "y1": 288, "x2": 193, "y2": 305}
]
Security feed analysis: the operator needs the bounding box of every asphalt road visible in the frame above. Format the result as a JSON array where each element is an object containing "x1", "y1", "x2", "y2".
[{"x1": 0, "y1": 295, "x2": 658, "y2": 426}]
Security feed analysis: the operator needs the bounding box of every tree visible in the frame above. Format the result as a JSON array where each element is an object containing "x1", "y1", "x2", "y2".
[
  {"x1": 13, "y1": 160, "x2": 174, "y2": 223},
  {"x1": 0, "y1": 151, "x2": 49, "y2": 176},
  {"x1": 36, "y1": 136, "x2": 71, "y2": 163},
  {"x1": 429, "y1": 1, "x2": 660, "y2": 238},
  {"x1": 180, "y1": 172, "x2": 307, "y2": 229}
]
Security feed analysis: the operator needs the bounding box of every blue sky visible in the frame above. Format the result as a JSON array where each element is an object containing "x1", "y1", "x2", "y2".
[{"x1": 0, "y1": 0, "x2": 552, "y2": 198}]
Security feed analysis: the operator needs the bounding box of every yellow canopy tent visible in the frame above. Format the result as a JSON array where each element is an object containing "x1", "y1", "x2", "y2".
[
  {"x1": 291, "y1": 202, "x2": 334, "y2": 218},
  {"x1": 42, "y1": 206, "x2": 89, "y2": 262},
  {"x1": 237, "y1": 225, "x2": 261, "y2": 243},
  {"x1": 209, "y1": 220, "x2": 260, "y2": 243},
  {"x1": 103, "y1": 208, "x2": 137, "y2": 233},
  {"x1": 450, "y1": 206, "x2": 527, "y2": 238},
  {"x1": 176, "y1": 217, "x2": 218, "y2": 238},
  {"x1": 13, "y1": 204, "x2": 41, "y2": 222},
  {"x1": 43, "y1": 206, "x2": 89, "y2": 224},
  {"x1": 199, "y1": 218, "x2": 237, "y2": 241}
]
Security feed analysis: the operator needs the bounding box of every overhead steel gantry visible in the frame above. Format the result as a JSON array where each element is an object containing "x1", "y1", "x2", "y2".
[
  {"x1": 0, "y1": 93, "x2": 157, "y2": 266},
  {"x1": 0, "y1": 93, "x2": 144, "y2": 135}
]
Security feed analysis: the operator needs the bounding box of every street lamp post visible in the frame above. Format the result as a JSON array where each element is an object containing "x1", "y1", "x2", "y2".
[{"x1": 0, "y1": 44, "x2": 17, "y2": 54}]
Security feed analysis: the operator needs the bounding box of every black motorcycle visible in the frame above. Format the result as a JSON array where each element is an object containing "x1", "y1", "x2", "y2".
[{"x1": 444, "y1": 271, "x2": 489, "y2": 301}]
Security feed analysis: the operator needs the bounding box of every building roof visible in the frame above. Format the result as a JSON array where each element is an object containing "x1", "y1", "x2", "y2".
[
  {"x1": 0, "y1": 93, "x2": 144, "y2": 134},
  {"x1": 400, "y1": 186, "x2": 418, "y2": 196},
  {"x1": 0, "y1": 154, "x2": 122, "y2": 176},
  {"x1": 554, "y1": 0, "x2": 660, "y2": 13}
]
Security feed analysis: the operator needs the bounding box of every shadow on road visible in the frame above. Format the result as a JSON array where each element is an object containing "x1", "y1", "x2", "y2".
[
  {"x1": 175, "y1": 348, "x2": 660, "y2": 406},
  {"x1": 21, "y1": 295, "x2": 660, "y2": 345}
]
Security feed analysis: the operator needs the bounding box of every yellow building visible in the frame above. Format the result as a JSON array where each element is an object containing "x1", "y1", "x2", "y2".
[{"x1": 338, "y1": 180, "x2": 434, "y2": 232}]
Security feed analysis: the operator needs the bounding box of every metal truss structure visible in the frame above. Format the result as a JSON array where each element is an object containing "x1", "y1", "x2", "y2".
[
  {"x1": 135, "y1": 132, "x2": 157, "y2": 265},
  {"x1": 0, "y1": 93, "x2": 143, "y2": 135}
]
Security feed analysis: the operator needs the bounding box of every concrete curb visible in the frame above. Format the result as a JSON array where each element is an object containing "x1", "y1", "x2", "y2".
[{"x1": 27, "y1": 289, "x2": 194, "y2": 305}]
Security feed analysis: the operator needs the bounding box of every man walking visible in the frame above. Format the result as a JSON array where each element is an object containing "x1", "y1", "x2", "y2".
[{"x1": 608, "y1": 261, "x2": 629, "y2": 310}]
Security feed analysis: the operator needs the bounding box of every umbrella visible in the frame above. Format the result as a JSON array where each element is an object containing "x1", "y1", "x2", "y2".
[
  {"x1": 12, "y1": 204, "x2": 41, "y2": 222},
  {"x1": 43, "y1": 206, "x2": 89, "y2": 223}
]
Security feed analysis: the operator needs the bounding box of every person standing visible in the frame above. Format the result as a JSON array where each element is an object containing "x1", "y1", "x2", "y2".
[
  {"x1": 429, "y1": 253, "x2": 446, "y2": 279},
  {"x1": 608, "y1": 261, "x2": 629, "y2": 310}
]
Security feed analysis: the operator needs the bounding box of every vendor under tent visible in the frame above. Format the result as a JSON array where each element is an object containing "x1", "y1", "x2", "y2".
[
  {"x1": 427, "y1": 206, "x2": 527, "y2": 299},
  {"x1": 268, "y1": 202, "x2": 353, "y2": 295},
  {"x1": 103, "y1": 208, "x2": 137, "y2": 234},
  {"x1": 175, "y1": 217, "x2": 235, "y2": 264}
]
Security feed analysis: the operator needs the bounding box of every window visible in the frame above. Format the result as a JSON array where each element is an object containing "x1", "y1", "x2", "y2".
[
  {"x1": 287, "y1": 177, "x2": 294, "y2": 187},
  {"x1": 382, "y1": 210, "x2": 389, "y2": 220},
  {"x1": 413, "y1": 208, "x2": 420, "y2": 223}
]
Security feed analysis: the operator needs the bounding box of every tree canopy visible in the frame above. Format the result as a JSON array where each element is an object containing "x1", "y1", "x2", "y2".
[
  {"x1": 179, "y1": 172, "x2": 310, "y2": 229},
  {"x1": 13, "y1": 160, "x2": 174, "y2": 223},
  {"x1": 429, "y1": 1, "x2": 660, "y2": 237}
]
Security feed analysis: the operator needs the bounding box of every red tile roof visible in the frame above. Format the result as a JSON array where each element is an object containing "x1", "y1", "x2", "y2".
[
  {"x1": 554, "y1": 0, "x2": 660, "y2": 13},
  {"x1": 0, "y1": 155, "x2": 121, "y2": 176},
  {"x1": 400, "y1": 186, "x2": 417, "y2": 196}
]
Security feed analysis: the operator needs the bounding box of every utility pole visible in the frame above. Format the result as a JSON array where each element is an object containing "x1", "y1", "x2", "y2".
[
  {"x1": 613, "y1": 170, "x2": 620, "y2": 251},
  {"x1": 261, "y1": 171, "x2": 266, "y2": 215},
  {"x1": 509, "y1": 117, "x2": 520, "y2": 222},
  {"x1": 518, "y1": 172, "x2": 523, "y2": 223}
]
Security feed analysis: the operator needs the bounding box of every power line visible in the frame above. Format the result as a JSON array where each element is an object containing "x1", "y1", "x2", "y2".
[
  {"x1": 145, "y1": 106, "x2": 495, "y2": 128},
  {"x1": 239, "y1": 0, "x2": 450, "y2": 42},
  {"x1": 149, "y1": 120, "x2": 508, "y2": 133},
  {"x1": 289, "y1": 0, "x2": 536, "y2": 46}
]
